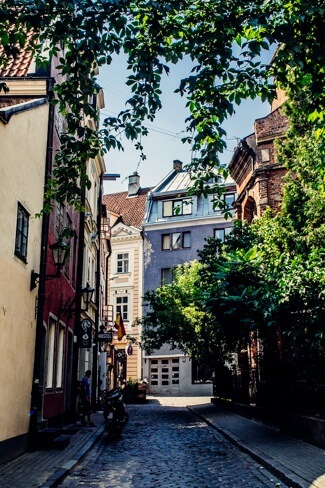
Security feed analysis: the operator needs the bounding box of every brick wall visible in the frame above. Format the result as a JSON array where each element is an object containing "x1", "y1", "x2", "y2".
[{"x1": 229, "y1": 107, "x2": 288, "y2": 222}]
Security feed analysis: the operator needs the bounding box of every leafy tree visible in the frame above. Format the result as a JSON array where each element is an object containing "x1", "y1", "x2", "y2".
[
  {"x1": 1, "y1": 1, "x2": 324, "y2": 209},
  {"x1": 140, "y1": 260, "x2": 230, "y2": 370}
]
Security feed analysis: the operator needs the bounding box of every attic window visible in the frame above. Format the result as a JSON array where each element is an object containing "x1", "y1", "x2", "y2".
[{"x1": 163, "y1": 198, "x2": 192, "y2": 217}]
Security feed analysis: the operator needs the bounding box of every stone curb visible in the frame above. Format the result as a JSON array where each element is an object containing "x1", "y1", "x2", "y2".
[
  {"x1": 37, "y1": 426, "x2": 105, "y2": 488},
  {"x1": 187, "y1": 406, "x2": 311, "y2": 488}
]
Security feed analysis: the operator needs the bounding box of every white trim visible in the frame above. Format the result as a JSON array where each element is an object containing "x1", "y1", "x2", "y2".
[{"x1": 143, "y1": 214, "x2": 233, "y2": 231}]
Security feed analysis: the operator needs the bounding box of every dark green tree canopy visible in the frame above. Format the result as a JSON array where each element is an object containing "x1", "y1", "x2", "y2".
[{"x1": 1, "y1": 1, "x2": 324, "y2": 208}]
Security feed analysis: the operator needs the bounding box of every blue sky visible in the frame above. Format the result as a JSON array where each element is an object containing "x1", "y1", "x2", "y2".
[{"x1": 99, "y1": 54, "x2": 271, "y2": 195}]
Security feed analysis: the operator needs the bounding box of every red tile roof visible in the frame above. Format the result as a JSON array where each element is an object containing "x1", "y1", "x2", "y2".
[
  {"x1": 103, "y1": 188, "x2": 151, "y2": 229},
  {"x1": 0, "y1": 30, "x2": 34, "y2": 77}
]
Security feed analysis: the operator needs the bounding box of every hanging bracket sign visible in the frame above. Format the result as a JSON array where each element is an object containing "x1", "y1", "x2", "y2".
[
  {"x1": 79, "y1": 319, "x2": 92, "y2": 348},
  {"x1": 98, "y1": 331, "x2": 113, "y2": 343}
]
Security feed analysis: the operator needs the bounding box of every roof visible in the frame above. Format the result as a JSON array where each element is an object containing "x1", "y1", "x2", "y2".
[
  {"x1": 0, "y1": 30, "x2": 34, "y2": 77},
  {"x1": 152, "y1": 169, "x2": 195, "y2": 196},
  {"x1": 103, "y1": 187, "x2": 152, "y2": 229}
]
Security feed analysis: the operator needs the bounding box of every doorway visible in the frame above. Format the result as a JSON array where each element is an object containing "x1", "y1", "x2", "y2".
[{"x1": 149, "y1": 358, "x2": 180, "y2": 394}]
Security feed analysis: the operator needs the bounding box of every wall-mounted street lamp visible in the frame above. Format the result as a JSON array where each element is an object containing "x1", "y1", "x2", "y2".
[
  {"x1": 30, "y1": 238, "x2": 69, "y2": 291},
  {"x1": 81, "y1": 282, "x2": 95, "y2": 311}
]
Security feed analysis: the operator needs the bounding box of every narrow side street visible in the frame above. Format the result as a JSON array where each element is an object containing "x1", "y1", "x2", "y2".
[{"x1": 58, "y1": 397, "x2": 286, "y2": 488}]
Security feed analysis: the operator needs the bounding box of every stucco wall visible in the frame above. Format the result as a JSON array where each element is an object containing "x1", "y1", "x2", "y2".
[
  {"x1": 143, "y1": 221, "x2": 231, "y2": 292},
  {"x1": 0, "y1": 102, "x2": 48, "y2": 444}
]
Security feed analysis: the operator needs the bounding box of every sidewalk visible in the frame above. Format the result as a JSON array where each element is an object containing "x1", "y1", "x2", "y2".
[
  {"x1": 0, "y1": 412, "x2": 105, "y2": 488},
  {"x1": 0, "y1": 400, "x2": 324, "y2": 488},
  {"x1": 189, "y1": 403, "x2": 325, "y2": 488}
]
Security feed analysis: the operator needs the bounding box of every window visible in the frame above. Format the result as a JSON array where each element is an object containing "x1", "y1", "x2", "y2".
[
  {"x1": 182, "y1": 232, "x2": 191, "y2": 248},
  {"x1": 116, "y1": 295, "x2": 128, "y2": 321},
  {"x1": 46, "y1": 321, "x2": 56, "y2": 389},
  {"x1": 214, "y1": 227, "x2": 232, "y2": 242},
  {"x1": 116, "y1": 253, "x2": 129, "y2": 273},
  {"x1": 56, "y1": 326, "x2": 65, "y2": 388},
  {"x1": 55, "y1": 201, "x2": 65, "y2": 238},
  {"x1": 15, "y1": 203, "x2": 29, "y2": 261},
  {"x1": 163, "y1": 198, "x2": 192, "y2": 217},
  {"x1": 212, "y1": 192, "x2": 236, "y2": 213},
  {"x1": 161, "y1": 268, "x2": 173, "y2": 285},
  {"x1": 224, "y1": 193, "x2": 235, "y2": 210},
  {"x1": 162, "y1": 232, "x2": 191, "y2": 250},
  {"x1": 64, "y1": 215, "x2": 72, "y2": 278},
  {"x1": 214, "y1": 229, "x2": 225, "y2": 242}
]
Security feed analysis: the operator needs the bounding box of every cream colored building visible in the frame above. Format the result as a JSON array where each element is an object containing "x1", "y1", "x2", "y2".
[
  {"x1": 0, "y1": 78, "x2": 48, "y2": 461},
  {"x1": 103, "y1": 174, "x2": 151, "y2": 386}
]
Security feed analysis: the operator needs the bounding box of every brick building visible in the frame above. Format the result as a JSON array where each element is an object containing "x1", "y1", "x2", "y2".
[{"x1": 229, "y1": 96, "x2": 289, "y2": 222}]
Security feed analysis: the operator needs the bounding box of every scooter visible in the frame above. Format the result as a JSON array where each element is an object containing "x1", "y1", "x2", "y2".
[{"x1": 103, "y1": 387, "x2": 128, "y2": 439}]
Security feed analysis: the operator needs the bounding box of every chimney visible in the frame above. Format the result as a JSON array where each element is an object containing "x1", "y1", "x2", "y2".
[
  {"x1": 173, "y1": 159, "x2": 183, "y2": 172},
  {"x1": 128, "y1": 172, "x2": 140, "y2": 196}
]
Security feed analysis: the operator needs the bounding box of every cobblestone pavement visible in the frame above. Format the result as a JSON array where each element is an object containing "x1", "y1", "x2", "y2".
[{"x1": 59, "y1": 396, "x2": 287, "y2": 488}]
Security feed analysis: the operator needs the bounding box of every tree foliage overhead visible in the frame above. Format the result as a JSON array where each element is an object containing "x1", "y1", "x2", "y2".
[{"x1": 0, "y1": 1, "x2": 324, "y2": 208}]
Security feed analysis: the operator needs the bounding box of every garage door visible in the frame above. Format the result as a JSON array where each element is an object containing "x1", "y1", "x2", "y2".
[{"x1": 149, "y1": 358, "x2": 180, "y2": 394}]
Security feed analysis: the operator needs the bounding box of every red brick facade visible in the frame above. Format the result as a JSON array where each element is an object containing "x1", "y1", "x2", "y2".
[{"x1": 229, "y1": 107, "x2": 288, "y2": 222}]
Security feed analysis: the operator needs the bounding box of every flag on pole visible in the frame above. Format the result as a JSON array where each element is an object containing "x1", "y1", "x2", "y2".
[{"x1": 114, "y1": 313, "x2": 126, "y2": 341}]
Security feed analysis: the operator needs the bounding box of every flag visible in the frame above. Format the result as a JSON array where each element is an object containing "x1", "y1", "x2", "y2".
[{"x1": 114, "y1": 313, "x2": 126, "y2": 341}]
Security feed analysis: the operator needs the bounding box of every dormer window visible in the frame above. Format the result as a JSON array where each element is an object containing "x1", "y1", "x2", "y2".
[{"x1": 163, "y1": 198, "x2": 192, "y2": 217}]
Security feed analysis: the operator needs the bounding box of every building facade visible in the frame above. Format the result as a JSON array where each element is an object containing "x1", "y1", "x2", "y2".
[
  {"x1": 228, "y1": 96, "x2": 289, "y2": 222},
  {"x1": 142, "y1": 160, "x2": 236, "y2": 395},
  {"x1": 0, "y1": 39, "x2": 107, "y2": 462},
  {"x1": 103, "y1": 174, "x2": 151, "y2": 388},
  {"x1": 0, "y1": 46, "x2": 50, "y2": 462}
]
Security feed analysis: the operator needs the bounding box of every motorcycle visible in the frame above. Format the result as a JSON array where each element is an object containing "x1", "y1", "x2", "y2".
[{"x1": 103, "y1": 387, "x2": 129, "y2": 439}]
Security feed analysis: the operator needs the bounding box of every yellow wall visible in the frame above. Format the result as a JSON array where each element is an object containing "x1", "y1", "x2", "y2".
[{"x1": 0, "y1": 102, "x2": 48, "y2": 442}]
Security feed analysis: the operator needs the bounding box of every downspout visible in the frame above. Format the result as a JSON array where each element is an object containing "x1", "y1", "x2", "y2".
[
  {"x1": 92, "y1": 172, "x2": 103, "y2": 408},
  {"x1": 29, "y1": 77, "x2": 55, "y2": 438},
  {"x1": 71, "y1": 182, "x2": 85, "y2": 419}
]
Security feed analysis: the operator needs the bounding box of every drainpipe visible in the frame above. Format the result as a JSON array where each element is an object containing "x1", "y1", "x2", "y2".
[
  {"x1": 29, "y1": 77, "x2": 55, "y2": 439},
  {"x1": 92, "y1": 172, "x2": 103, "y2": 408},
  {"x1": 71, "y1": 183, "x2": 85, "y2": 419}
]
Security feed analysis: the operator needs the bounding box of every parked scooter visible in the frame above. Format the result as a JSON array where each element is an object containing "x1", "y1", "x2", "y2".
[{"x1": 103, "y1": 387, "x2": 128, "y2": 439}]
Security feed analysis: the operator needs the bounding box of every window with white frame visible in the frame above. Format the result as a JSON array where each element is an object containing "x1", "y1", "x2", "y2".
[
  {"x1": 46, "y1": 321, "x2": 56, "y2": 389},
  {"x1": 56, "y1": 325, "x2": 65, "y2": 388},
  {"x1": 224, "y1": 192, "x2": 236, "y2": 210},
  {"x1": 116, "y1": 253, "x2": 129, "y2": 273},
  {"x1": 162, "y1": 231, "x2": 191, "y2": 250},
  {"x1": 162, "y1": 198, "x2": 192, "y2": 217},
  {"x1": 116, "y1": 295, "x2": 129, "y2": 321},
  {"x1": 15, "y1": 203, "x2": 29, "y2": 261}
]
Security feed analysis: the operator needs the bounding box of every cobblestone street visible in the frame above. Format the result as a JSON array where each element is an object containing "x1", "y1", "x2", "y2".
[{"x1": 59, "y1": 397, "x2": 287, "y2": 488}]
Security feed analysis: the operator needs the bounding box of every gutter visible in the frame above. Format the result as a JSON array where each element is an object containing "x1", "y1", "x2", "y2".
[{"x1": 0, "y1": 97, "x2": 47, "y2": 123}]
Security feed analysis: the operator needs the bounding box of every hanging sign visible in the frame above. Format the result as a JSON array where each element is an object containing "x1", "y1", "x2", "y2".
[
  {"x1": 116, "y1": 349, "x2": 126, "y2": 360},
  {"x1": 98, "y1": 331, "x2": 113, "y2": 343},
  {"x1": 79, "y1": 319, "x2": 92, "y2": 348}
]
